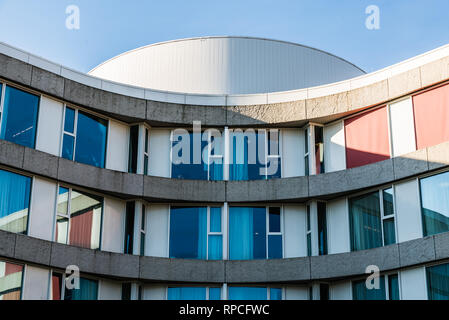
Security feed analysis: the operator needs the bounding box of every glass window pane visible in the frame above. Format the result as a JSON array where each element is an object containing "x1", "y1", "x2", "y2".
[
  {"x1": 57, "y1": 187, "x2": 69, "y2": 215},
  {"x1": 167, "y1": 287, "x2": 206, "y2": 300},
  {"x1": 427, "y1": 263, "x2": 449, "y2": 300},
  {"x1": 140, "y1": 233, "x2": 145, "y2": 256},
  {"x1": 352, "y1": 276, "x2": 386, "y2": 300},
  {"x1": 0, "y1": 261, "x2": 23, "y2": 300},
  {"x1": 209, "y1": 287, "x2": 221, "y2": 300},
  {"x1": 383, "y1": 188, "x2": 394, "y2": 216},
  {"x1": 318, "y1": 202, "x2": 328, "y2": 255},
  {"x1": 124, "y1": 202, "x2": 135, "y2": 254},
  {"x1": 270, "y1": 288, "x2": 282, "y2": 300},
  {"x1": 0, "y1": 86, "x2": 39, "y2": 148},
  {"x1": 388, "y1": 274, "x2": 400, "y2": 300},
  {"x1": 304, "y1": 155, "x2": 309, "y2": 176},
  {"x1": 266, "y1": 156, "x2": 281, "y2": 180},
  {"x1": 210, "y1": 207, "x2": 221, "y2": 232},
  {"x1": 128, "y1": 125, "x2": 139, "y2": 174},
  {"x1": 64, "y1": 277, "x2": 98, "y2": 300},
  {"x1": 145, "y1": 128, "x2": 149, "y2": 153},
  {"x1": 51, "y1": 273, "x2": 62, "y2": 300},
  {"x1": 349, "y1": 192, "x2": 382, "y2": 251},
  {"x1": 208, "y1": 235, "x2": 222, "y2": 260},
  {"x1": 307, "y1": 233, "x2": 312, "y2": 257},
  {"x1": 121, "y1": 283, "x2": 131, "y2": 300},
  {"x1": 420, "y1": 171, "x2": 449, "y2": 236},
  {"x1": 69, "y1": 190, "x2": 103, "y2": 249},
  {"x1": 62, "y1": 134, "x2": 74, "y2": 160},
  {"x1": 209, "y1": 157, "x2": 223, "y2": 181},
  {"x1": 383, "y1": 218, "x2": 396, "y2": 246},
  {"x1": 169, "y1": 207, "x2": 207, "y2": 259},
  {"x1": 143, "y1": 155, "x2": 148, "y2": 175},
  {"x1": 64, "y1": 107, "x2": 75, "y2": 133},
  {"x1": 75, "y1": 111, "x2": 107, "y2": 168},
  {"x1": 269, "y1": 207, "x2": 281, "y2": 232},
  {"x1": 320, "y1": 283, "x2": 329, "y2": 300},
  {"x1": 268, "y1": 130, "x2": 279, "y2": 156},
  {"x1": 0, "y1": 169, "x2": 31, "y2": 234},
  {"x1": 171, "y1": 132, "x2": 209, "y2": 180},
  {"x1": 55, "y1": 216, "x2": 69, "y2": 244},
  {"x1": 230, "y1": 131, "x2": 267, "y2": 181},
  {"x1": 306, "y1": 205, "x2": 310, "y2": 231},
  {"x1": 228, "y1": 287, "x2": 267, "y2": 300},
  {"x1": 229, "y1": 207, "x2": 266, "y2": 260},
  {"x1": 268, "y1": 235, "x2": 282, "y2": 259}
]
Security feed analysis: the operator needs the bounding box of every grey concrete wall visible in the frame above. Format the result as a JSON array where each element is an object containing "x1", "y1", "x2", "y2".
[{"x1": 1, "y1": 230, "x2": 449, "y2": 284}]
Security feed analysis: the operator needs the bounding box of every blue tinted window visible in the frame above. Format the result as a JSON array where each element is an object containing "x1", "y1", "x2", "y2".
[
  {"x1": 268, "y1": 235, "x2": 282, "y2": 259},
  {"x1": 0, "y1": 86, "x2": 39, "y2": 148},
  {"x1": 269, "y1": 207, "x2": 280, "y2": 232},
  {"x1": 64, "y1": 107, "x2": 75, "y2": 133},
  {"x1": 420, "y1": 172, "x2": 449, "y2": 236},
  {"x1": 229, "y1": 207, "x2": 267, "y2": 260},
  {"x1": 62, "y1": 134, "x2": 74, "y2": 160},
  {"x1": 208, "y1": 235, "x2": 222, "y2": 260},
  {"x1": 0, "y1": 169, "x2": 31, "y2": 234},
  {"x1": 427, "y1": 263, "x2": 449, "y2": 300},
  {"x1": 169, "y1": 207, "x2": 207, "y2": 259},
  {"x1": 388, "y1": 274, "x2": 400, "y2": 300},
  {"x1": 352, "y1": 276, "x2": 386, "y2": 300},
  {"x1": 167, "y1": 287, "x2": 206, "y2": 300},
  {"x1": 270, "y1": 288, "x2": 282, "y2": 300},
  {"x1": 64, "y1": 278, "x2": 98, "y2": 300},
  {"x1": 228, "y1": 287, "x2": 267, "y2": 300},
  {"x1": 209, "y1": 288, "x2": 221, "y2": 300},
  {"x1": 172, "y1": 132, "x2": 209, "y2": 180},
  {"x1": 74, "y1": 111, "x2": 107, "y2": 168},
  {"x1": 210, "y1": 207, "x2": 221, "y2": 232},
  {"x1": 383, "y1": 218, "x2": 396, "y2": 246}
]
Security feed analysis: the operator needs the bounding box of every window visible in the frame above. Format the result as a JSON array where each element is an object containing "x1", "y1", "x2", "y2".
[
  {"x1": 144, "y1": 127, "x2": 149, "y2": 175},
  {"x1": 0, "y1": 85, "x2": 39, "y2": 148},
  {"x1": 128, "y1": 125, "x2": 139, "y2": 173},
  {"x1": 304, "y1": 128, "x2": 309, "y2": 176},
  {"x1": 320, "y1": 283, "x2": 329, "y2": 300},
  {"x1": 315, "y1": 126, "x2": 324, "y2": 174},
  {"x1": 229, "y1": 129, "x2": 281, "y2": 181},
  {"x1": 61, "y1": 107, "x2": 108, "y2": 168},
  {"x1": 420, "y1": 171, "x2": 449, "y2": 236},
  {"x1": 352, "y1": 274, "x2": 399, "y2": 300},
  {"x1": 349, "y1": 189, "x2": 396, "y2": 251},
  {"x1": 55, "y1": 186, "x2": 103, "y2": 250},
  {"x1": 167, "y1": 287, "x2": 221, "y2": 300},
  {"x1": 306, "y1": 204, "x2": 311, "y2": 256},
  {"x1": 317, "y1": 202, "x2": 327, "y2": 256},
  {"x1": 64, "y1": 276, "x2": 98, "y2": 300},
  {"x1": 228, "y1": 287, "x2": 282, "y2": 300},
  {"x1": 121, "y1": 283, "x2": 131, "y2": 300},
  {"x1": 51, "y1": 272, "x2": 63, "y2": 300},
  {"x1": 229, "y1": 206, "x2": 283, "y2": 260},
  {"x1": 124, "y1": 202, "x2": 135, "y2": 254},
  {"x1": 140, "y1": 204, "x2": 146, "y2": 256},
  {"x1": 427, "y1": 262, "x2": 449, "y2": 300},
  {"x1": 169, "y1": 206, "x2": 223, "y2": 260},
  {"x1": 0, "y1": 169, "x2": 31, "y2": 234},
  {"x1": 388, "y1": 274, "x2": 400, "y2": 300},
  {"x1": 0, "y1": 260, "x2": 23, "y2": 300}
]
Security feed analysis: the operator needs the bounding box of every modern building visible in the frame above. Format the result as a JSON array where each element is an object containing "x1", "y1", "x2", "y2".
[{"x1": 1, "y1": 36, "x2": 449, "y2": 300}]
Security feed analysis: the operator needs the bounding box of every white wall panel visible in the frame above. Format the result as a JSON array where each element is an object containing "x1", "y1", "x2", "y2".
[
  {"x1": 144, "y1": 285, "x2": 166, "y2": 300},
  {"x1": 281, "y1": 129, "x2": 304, "y2": 177},
  {"x1": 389, "y1": 97, "x2": 417, "y2": 157},
  {"x1": 327, "y1": 198, "x2": 350, "y2": 254},
  {"x1": 22, "y1": 265, "x2": 49, "y2": 300},
  {"x1": 283, "y1": 205, "x2": 307, "y2": 258},
  {"x1": 148, "y1": 129, "x2": 171, "y2": 178},
  {"x1": 28, "y1": 178, "x2": 57, "y2": 241},
  {"x1": 99, "y1": 280, "x2": 122, "y2": 300},
  {"x1": 330, "y1": 281, "x2": 352, "y2": 300},
  {"x1": 102, "y1": 198, "x2": 125, "y2": 253},
  {"x1": 324, "y1": 121, "x2": 346, "y2": 173},
  {"x1": 146, "y1": 204, "x2": 169, "y2": 257},
  {"x1": 106, "y1": 120, "x2": 129, "y2": 172},
  {"x1": 285, "y1": 286, "x2": 309, "y2": 300},
  {"x1": 394, "y1": 179, "x2": 423, "y2": 242},
  {"x1": 400, "y1": 267, "x2": 427, "y2": 300},
  {"x1": 36, "y1": 96, "x2": 63, "y2": 156}
]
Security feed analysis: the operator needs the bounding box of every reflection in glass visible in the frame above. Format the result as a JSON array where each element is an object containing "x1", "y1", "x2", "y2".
[
  {"x1": 64, "y1": 277, "x2": 98, "y2": 300},
  {"x1": 0, "y1": 261, "x2": 23, "y2": 300},
  {"x1": 167, "y1": 287, "x2": 206, "y2": 300},
  {"x1": 228, "y1": 287, "x2": 267, "y2": 300},
  {"x1": 352, "y1": 276, "x2": 386, "y2": 300},
  {"x1": 427, "y1": 263, "x2": 449, "y2": 300}
]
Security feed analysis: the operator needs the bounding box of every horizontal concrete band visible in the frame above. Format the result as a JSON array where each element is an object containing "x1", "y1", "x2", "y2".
[
  {"x1": 1, "y1": 139, "x2": 449, "y2": 203},
  {"x1": 1, "y1": 229, "x2": 448, "y2": 283},
  {"x1": 1, "y1": 52, "x2": 449, "y2": 127}
]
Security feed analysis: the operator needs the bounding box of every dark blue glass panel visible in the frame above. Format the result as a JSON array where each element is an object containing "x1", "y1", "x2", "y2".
[
  {"x1": 167, "y1": 287, "x2": 206, "y2": 300},
  {"x1": 307, "y1": 233, "x2": 311, "y2": 257},
  {"x1": 427, "y1": 263, "x2": 449, "y2": 300},
  {"x1": 62, "y1": 134, "x2": 74, "y2": 160},
  {"x1": 253, "y1": 207, "x2": 267, "y2": 259},
  {"x1": 270, "y1": 288, "x2": 282, "y2": 300},
  {"x1": 171, "y1": 132, "x2": 208, "y2": 180},
  {"x1": 420, "y1": 171, "x2": 449, "y2": 236},
  {"x1": 268, "y1": 235, "x2": 282, "y2": 259},
  {"x1": 383, "y1": 218, "x2": 396, "y2": 246},
  {"x1": 388, "y1": 274, "x2": 400, "y2": 300},
  {"x1": 64, "y1": 107, "x2": 75, "y2": 133},
  {"x1": 352, "y1": 276, "x2": 386, "y2": 300},
  {"x1": 228, "y1": 287, "x2": 267, "y2": 300},
  {"x1": 169, "y1": 207, "x2": 207, "y2": 259},
  {"x1": 208, "y1": 235, "x2": 222, "y2": 260},
  {"x1": 0, "y1": 86, "x2": 39, "y2": 148},
  {"x1": 0, "y1": 169, "x2": 31, "y2": 234},
  {"x1": 64, "y1": 278, "x2": 98, "y2": 300},
  {"x1": 209, "y1": 287, "x2": 221, "y2": 300},
  {"x1": 210, "y1": 207, "x2": 221, "y2": 232},
  {"x1": 269, "y1": 207, "x2": 280, "y2": 232},
  {"x1": 74, "y1": 111, "x2": 107, "y2": 168},
  {"x1": 209, "y1": 159, "x2": 223, "y2": 181}
]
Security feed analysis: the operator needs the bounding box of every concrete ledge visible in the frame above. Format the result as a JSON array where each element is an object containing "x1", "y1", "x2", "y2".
[{"x1": 1, "y1": 230, "x2": 449, "y2": 283}]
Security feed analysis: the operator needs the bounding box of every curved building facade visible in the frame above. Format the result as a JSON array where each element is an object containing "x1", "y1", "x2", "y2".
[{"x1": 0, "y1": 37, "x2": 449, "y2": 300}]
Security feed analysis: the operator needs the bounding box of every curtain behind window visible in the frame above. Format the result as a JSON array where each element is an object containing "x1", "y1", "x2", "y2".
[
  {"x1": 427, "y1": 263, "x2": 449, "y2": 300},
  {"x1": 352, "y1": 276, "x2": 386, "y2": 300},
  {"x1": 167, "y1": 287, "x2": 206, "y2": 300}
]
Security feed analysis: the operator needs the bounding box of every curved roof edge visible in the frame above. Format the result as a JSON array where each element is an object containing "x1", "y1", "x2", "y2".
[{"x1": 88, "y1": 35, "x2": 366, "y2": 75}]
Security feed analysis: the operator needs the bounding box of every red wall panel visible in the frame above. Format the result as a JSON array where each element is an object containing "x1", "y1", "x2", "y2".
[
  {"x1": 345, "y1": 106, "x2": 390, "y2": 169},
  {"x1": 413, "y1": 83, "x2": 449, "y2": 150},
  {"x1": 69, "y1": 210, "x2": 93, "y2": 249}
]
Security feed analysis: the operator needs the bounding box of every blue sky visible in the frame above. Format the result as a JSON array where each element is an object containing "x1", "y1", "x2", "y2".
[{"x1": 0, "y1": 0, "x2": 448, "y2": 74}]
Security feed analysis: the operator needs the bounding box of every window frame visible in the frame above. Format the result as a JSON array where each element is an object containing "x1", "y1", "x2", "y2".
[
  {"x1": 166, "y1": 285, "x2": 223, "y2": 300},
  {"x1": 50, "y1": 269, "x2": 99, "y2": 300},
  {"x1": 350, "y1": 271, "x2": 400, "y2": 300}
]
